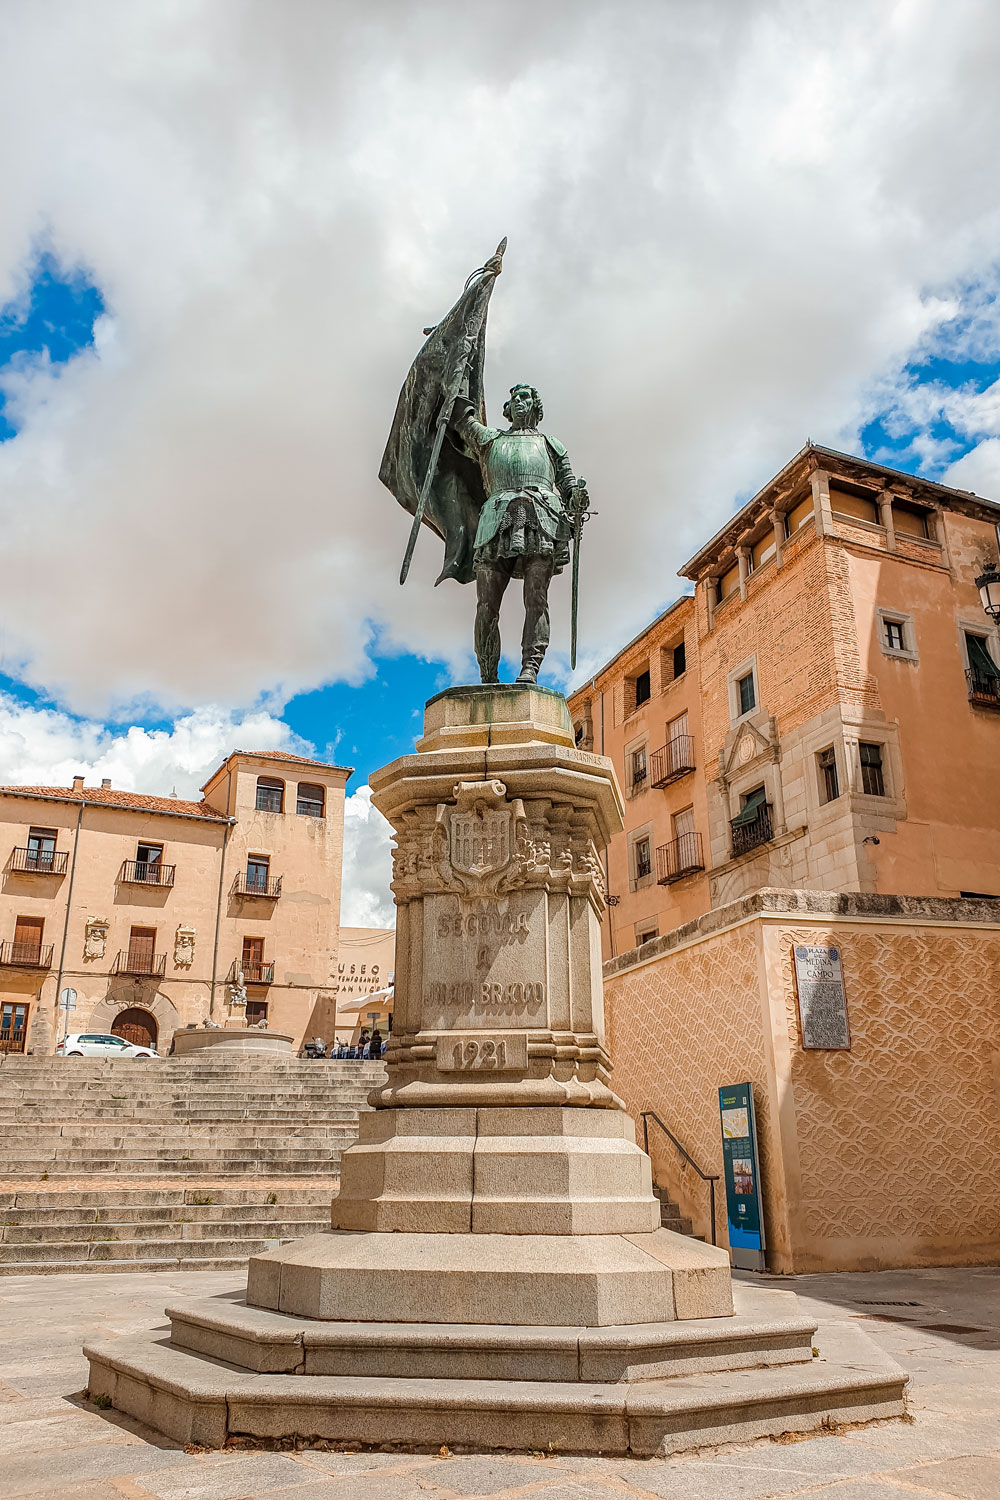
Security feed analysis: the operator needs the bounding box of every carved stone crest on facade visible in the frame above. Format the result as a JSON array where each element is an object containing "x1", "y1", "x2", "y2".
[
  {"x1": 436, "y1": 780, "x2": 528, "y2": 895},
  {"x1": 174, "y1": 924, "x2": 196, "y2": 968},
  {"x1": 84, "y1": 917, "x2": 109, "y2": 961}
]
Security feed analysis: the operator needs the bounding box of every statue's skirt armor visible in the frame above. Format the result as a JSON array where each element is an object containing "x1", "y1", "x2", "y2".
[{"x1": 474, "y1": 431, "x2": 571, "y2": 573}]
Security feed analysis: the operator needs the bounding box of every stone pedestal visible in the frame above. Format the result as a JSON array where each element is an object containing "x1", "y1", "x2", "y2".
[{"x1": 84, "y1": 686, "x2": 906, "y2": 1452}]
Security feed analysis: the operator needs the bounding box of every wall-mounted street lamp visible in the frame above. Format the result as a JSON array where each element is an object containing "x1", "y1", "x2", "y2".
[{"x1": 976, "y1": 525, "x2": 1000, "y2": 623}]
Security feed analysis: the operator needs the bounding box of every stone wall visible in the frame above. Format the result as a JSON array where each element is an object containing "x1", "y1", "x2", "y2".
[{"x1": 604, "y1": 890, "x2": 1000, "y2": 1273}]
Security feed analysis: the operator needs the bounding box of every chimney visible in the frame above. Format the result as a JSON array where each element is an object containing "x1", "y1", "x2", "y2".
[
  {"x1": 72, "y1": 775, "x2": 85, "y2": 792},
  {"x1": 101, "y1": 778, "x2": 112, "y2": 789}
]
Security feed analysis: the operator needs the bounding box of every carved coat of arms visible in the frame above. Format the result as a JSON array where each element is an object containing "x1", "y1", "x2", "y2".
[{"x1": 436, "y1": 780, "x2": 527, "y2": 894}]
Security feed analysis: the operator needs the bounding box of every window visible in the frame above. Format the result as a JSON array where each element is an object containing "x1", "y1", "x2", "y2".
[
  {"x1": 296, "y1": 782, "x2": 325, "y2": 818},
  {"x1": 818, "y1": 747, "x2": 840, "y2": 803},
  {"x1": 891, "y1": 500, "x2": 930, "y2": 539},
  {"x1": 0, "y1": 1001, "x2": 28, "y2": 1054},
  {"x1": 127, "y1": 926, "x2": 157, "y2": 973},
  {"x1": 26, "y1": 828, "x2": 57, "y2": 871},
  {"x1": 630, "y1": 746, "x2": 647, "y2": 792},
  {"x1": 246, "y1": 999, "x2": 268, "y2": 1025},
  {"x1": 672, "y1": 804, "x2": 696, "y2": 842},
  {"x1": 667, "y1": 711, "x2": 689, "y2": 744},
  {"x1": 635, "y1": 837, "x2": 652, "y2": 881},
  {"x1": 751, "y1": 534, "x2": 776, "y2": 571},
  {"x1": 966, "y1": 632, "x2": 1000, "y2": 681},
  {"x1": 634, "y1": 670, "x2": 651, "y2": 707},
  {"x1": 242, "y1": 936, "x2": 264, "y2": 967},
  {"x1": 830, "y1": 487, "x2": 879, "y2": 525},
  {"x1": 574, "y1": 722, "x2": 585, "y2": 746},
  {"x1": 12, "y1": 916, "x2": 43, "y2": 963},
  {"x1": 859, "y1": 742, "x2": 886, "y2": 797},
  {"x1": 717, "y1": 563, "x2": 740, "y2": 603},
  {"x1": 246, "y1": 856, "x2": 270, "y2": 892},
  {"x1": 256, "y1": 777, "x2": 284, "y2": 813},
  {"x1": 673, "y1": 640, "x2": 686, "y2": 678},
  {"x1": 884, "y1": 620, "x2": 905, "y2": 652},
  {"x1": 784, "y1": 496, "x2": 813, "y2": 536},
  {"x1": 737, "y1": 672, "x2": 756, "y2": 716},
  {"x1": 635, "y1": 925, "x2": 658, "y2": 947}
]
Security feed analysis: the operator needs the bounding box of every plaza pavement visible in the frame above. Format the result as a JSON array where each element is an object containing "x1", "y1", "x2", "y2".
[{"x1": 0, "y1": 1264, "x2": 997, "y2": 1499}]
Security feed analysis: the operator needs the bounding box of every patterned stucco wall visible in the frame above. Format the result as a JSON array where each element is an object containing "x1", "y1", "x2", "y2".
[
  {"x1": 773, "y1": 921, "x2": 1000, "y2": 1271},
  {"x1": 603, "y1": 922, "x2": 794, "y2": 1263},
  {"x1": 605, "y1": 912, "x2": 1000, "y2": 1272}
]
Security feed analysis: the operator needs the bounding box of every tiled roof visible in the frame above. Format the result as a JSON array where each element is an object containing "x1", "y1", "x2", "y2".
[
  {"x1": 0, "y1": 785, "x2": 228, "y2": 822},
  {"x1": 230, "y1": 749, "x2": 353, "y2": 772}
]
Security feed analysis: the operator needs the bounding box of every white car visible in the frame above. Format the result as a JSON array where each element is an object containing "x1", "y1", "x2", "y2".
[{"x1": 55, "y1": 1032, "x2": 158, "y2": 1059}]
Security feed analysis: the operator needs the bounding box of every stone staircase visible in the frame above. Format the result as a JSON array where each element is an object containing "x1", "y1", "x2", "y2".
[
  {"x1": 0, "y1": 1055, "x2": 385, "y2": 1274},
  {"x1": 652, "y1": 1183, "x2": 699, "y2": 1238}
]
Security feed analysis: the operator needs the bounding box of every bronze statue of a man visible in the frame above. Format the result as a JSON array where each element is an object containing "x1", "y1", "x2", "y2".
[
  {"x1": 380, "y1": 240, "x2": 591, "y2": 684},
  {"x1": 451, "y1": 381, "x2": 580, "y2": 683}
]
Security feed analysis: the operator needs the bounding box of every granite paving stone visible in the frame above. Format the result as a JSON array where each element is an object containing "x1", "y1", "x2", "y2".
[{"x1": 0, "y1": 1266, "x2": 998, "y2": 1499}]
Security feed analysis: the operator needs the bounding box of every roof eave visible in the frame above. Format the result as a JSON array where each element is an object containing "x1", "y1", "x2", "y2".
[{"x1": 0, "y1": 788, "x2": 229, "y2": 824}]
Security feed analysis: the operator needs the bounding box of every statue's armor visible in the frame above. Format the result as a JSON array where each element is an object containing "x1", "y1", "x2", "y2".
[{"x1": 454, "y1": 411, "x2": 574, "y2": 576}]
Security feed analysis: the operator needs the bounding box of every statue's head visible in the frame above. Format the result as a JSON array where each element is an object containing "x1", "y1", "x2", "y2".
[{"x1": 503, "y1": 384, "x2": 543, "y2": 430}]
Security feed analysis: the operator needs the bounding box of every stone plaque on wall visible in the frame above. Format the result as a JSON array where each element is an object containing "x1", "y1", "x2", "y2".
[{"x1": 793, "y1": 944, "x2": 850, "y2": 1050}]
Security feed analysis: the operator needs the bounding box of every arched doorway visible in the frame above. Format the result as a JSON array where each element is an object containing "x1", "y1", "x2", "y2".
[{"x1": 111, "y1": 1007, "x2": 158, "y2": 1049}]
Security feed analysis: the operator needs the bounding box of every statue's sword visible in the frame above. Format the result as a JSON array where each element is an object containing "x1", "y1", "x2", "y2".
[{"x1": 569, "y1": 478, "x2": 592, "y2": 671}]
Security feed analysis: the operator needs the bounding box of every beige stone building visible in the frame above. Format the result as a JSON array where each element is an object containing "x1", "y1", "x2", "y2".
[
  {"x1": 569, "y1": 443, "x2": 1000, "y2": 1272},
  {"x1": 0, "y1": 749, "x2": 350, "y2": 1056}
]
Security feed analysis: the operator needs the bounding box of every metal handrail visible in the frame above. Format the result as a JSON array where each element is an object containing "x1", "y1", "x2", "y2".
[
  {"x1": 119, "y1": 859, "x2": 176, "y2": 887},
  {"x1": 641, "y1": 1110, "x2": 720, "y2": 1246},
  {"x1": 9, "y1": 846, "x2": 69, "y2": 875},
  {"x1": 113, "y1": 949, "x2": 167, "y2": 978},
  {"x1": 649, "y1": 734, "x2": 696, "y2": 787},
  {"x1": 656, "y1": 831, "x2": 705, "y2": 884},
  {"x1": 231, "y1": 871, "x2": 283, "y2": 899},
  {"x1": 0, "y1": 940, "x2": 54, "y2": 969},
  {"x1": 967, "y1": 668, "x2": 1000, "y2": 707},
  {"x1": 730, "y1": 802, "x2": 773, "y2": 859}
]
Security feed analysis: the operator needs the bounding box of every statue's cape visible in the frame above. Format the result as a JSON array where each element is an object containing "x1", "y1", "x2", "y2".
[{"x1": 379, "y1": 265, "x2": 499, "y2": 585}]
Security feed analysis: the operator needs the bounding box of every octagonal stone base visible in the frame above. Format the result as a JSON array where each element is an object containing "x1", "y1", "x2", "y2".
[{"x1": 246, "y1": 1228, "x2": 733, "y2": 1327}]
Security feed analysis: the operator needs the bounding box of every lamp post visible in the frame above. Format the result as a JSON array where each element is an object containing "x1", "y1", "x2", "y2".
[{"x1": 976, "y1": 559, "x2": 1000, "y2": 623}]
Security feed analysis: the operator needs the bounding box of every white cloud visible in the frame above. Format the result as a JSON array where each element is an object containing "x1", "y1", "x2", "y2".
[
  {"x1": 1, "y1": 1, "x2": 1000, "y2": 712},
  {"x1": 340, "y1": 785, "x2": 394, "y2": 929}
]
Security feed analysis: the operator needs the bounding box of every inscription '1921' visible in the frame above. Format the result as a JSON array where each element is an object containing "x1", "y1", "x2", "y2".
[
  {"x1": 436, "y1": 1033, "x2": 529, "y2": 1072},
  {"x1": 426, "y1": 980, "x2": 545, "y2": 1012}
]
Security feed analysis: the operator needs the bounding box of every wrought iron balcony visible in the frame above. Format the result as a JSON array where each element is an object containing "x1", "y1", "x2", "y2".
[
  {"x1": 967, "y1": 668, "x2": 1000, "y2": 709},
  {"x1": 649, "y1": 734, "x2": 696, "y2": 787},
  {"x1": 231, "y1": 871, "x2": 283, "y2": 899},
  {"x1": 656, "y1": 831, "x2": 705, "y2": 884},
  {"x1": 240, "y1": 960, "x2": 274, "y2": 986},
  {"x1": 0, "y1": 940, "x2": 53, "y2": 969},
  {"x1": 119, "y1": 860, "x2": 175, "y2": 887},
  {"x1": 113, "y1": 948, "x2": 167, "y2": 978},
  {"x1": 730, "y1": 802, "x2": 773, "y2": 859},
  {"x1": 8, "y1": 847, "x2": 68, "y2": 876}
]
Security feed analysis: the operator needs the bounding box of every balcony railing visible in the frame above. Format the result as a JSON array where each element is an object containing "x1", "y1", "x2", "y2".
[
  {"x1": 649, "y1": 734, "x2": 696, "y2": 787},
  {"x1": 967, "y1": 668, "x2": 1000, "y2": 710},
  {"x1": 241, "y1": 961, "x2": 274, "y2": 986},
  {"x1": 113, "y1": 948, "x2": 167, "y2": 978},
  {"x1": 9, "y1": 846, "x2": 69, "y2": 876},
  {"x1": 231, "y1": 871, "x2": 283, "y2": 899},
  {"x1": 730, "y1": 802, "x2": 773, "y2": 859},
  {"x1": 0, "y1": 1025, "x2": 27, "y2": 1054},
  {"x1": 119, "y1": 860, "x2": 175, "y2": 887},
  {"x1": 656, "y1": 831, "x2": 705, "y2": 884},
  {"x1": 0, "y1": 941, "x2": 53, "y2": 969},
  {"x1": 635, "y1": 850, "x2": 652, "y2": 882}
]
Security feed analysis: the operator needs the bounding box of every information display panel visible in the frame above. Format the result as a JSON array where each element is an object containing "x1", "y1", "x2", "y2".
[{"x1": 718, "y1": 1081, "x2": 766, "y2": 1271}]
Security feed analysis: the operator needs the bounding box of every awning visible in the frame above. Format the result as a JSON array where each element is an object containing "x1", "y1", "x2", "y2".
[
  {"x1": 731, "y1": 787, "x2": 767, "y2": 827},
  {"x1": 968, "y1": 633, "x2": 1000, "y2": 679},
  {"x1": 338, "y1": 987, "x2": 393, "y2": 1014}
]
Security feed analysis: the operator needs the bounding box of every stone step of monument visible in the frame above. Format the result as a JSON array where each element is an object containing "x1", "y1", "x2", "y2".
[
  {"x1": 83, "y1": 1312, "x2": 908, "y2": 1455},
  {"x1": 5, "y1": 1126, "x2": 356, "y2": 1142},
  {"x1": 0, "y1": 1235, "x2": 297, "y2": 1271},
  {"x1": 0, "y1": 1158, "x2": 344, "y2": 1178},
  {"x1": 0, "y1": 1109, "x2": 367, "y2": 1124},
  {"x1": 0, "y1": 1201, "x2": 326, "y2": 1229},
  {"x1": 0, "y1": 1214, "x2": 326, "y2": 1246},
  {"x1": 0, "y1": 1185, "x2": 332, "y2": 1210}
]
